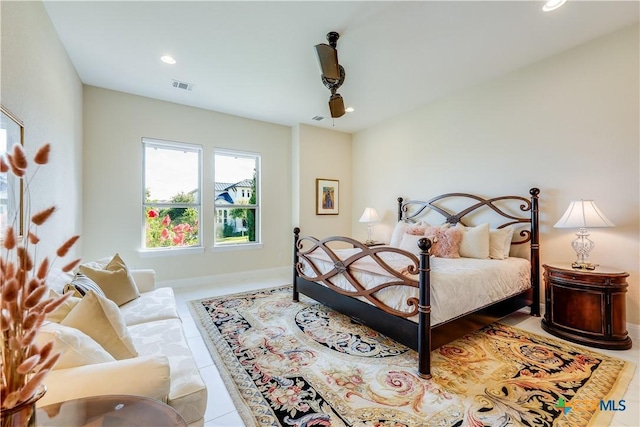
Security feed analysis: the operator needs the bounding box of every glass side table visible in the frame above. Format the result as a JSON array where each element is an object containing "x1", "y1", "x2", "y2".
[{"x1": 37, "y1": 394, "x2": 187, "y2": 427}]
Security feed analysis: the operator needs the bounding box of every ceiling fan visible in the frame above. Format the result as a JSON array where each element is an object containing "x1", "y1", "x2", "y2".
[{"x1": 314, "y1": 31, "x2": 346, "y2": 118}]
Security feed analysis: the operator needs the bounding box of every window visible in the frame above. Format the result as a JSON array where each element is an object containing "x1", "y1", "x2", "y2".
[
  {"x1": 143, "y1": 138, "x2": 202, "y2": 250},
  {"x1": 214, "y1": 149, "x2": 260, "y2": 246}
]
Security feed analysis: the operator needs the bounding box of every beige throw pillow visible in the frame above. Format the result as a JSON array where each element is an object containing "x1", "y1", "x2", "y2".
[
  {"x1": 79, "y1": 253, "x2": 140, "y2": 306},
  {"x1": 45, "y1": 289, "x2": 82, "y2": 323},
  {"x1": 61, "y1": 290, "x2": 138, "y2": 360},
  {"x1": 36, "y1": 322, "x2": 115, "y2": 370},
  {"x1": 489, "y1": 226, "x2": 515, "y2": 259},
  {"x1": 456, "y1": 223, "x2": 490, "y2": 259}
]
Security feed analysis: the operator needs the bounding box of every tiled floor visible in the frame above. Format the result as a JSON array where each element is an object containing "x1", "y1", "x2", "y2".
[{"x1": 174, "y1": 280, "x2": 639, "y2": 427}]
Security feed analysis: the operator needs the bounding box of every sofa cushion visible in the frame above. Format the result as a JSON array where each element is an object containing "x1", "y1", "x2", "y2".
[
  {"x1": 119, "y1": 287, "x2": 180, "y2": 326},
  {"x1": 79, "y1": 253, "x2": 140, "y2": 306},
  {"x1": 61, "y1": 291, "x2": 138, "y2": 360},
  {"x1": 36, "y1": 322, "x2": 115, "y2": 370},
  {"x1": 129, "y1": 318, "x2": 207, "y2": 425}
]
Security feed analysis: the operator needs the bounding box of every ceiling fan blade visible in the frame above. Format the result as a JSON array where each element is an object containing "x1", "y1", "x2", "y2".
[
  {"x1": 329, "y1": 93, "x2": 345, "y2": 118},
  {"x1": 315, "y1": 43, "x2": 340, "y2": 81}
]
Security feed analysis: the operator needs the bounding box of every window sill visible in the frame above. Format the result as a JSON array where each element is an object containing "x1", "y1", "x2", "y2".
[
  {"x1": 211, "y1": 242, "x2": 263, "y2": 252},
  {"x1": 138, "y1": 246, "x2": 205, "y2": 258}
]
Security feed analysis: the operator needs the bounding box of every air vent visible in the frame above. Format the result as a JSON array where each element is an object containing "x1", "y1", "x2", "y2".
[
  {"x1": 171, "y1": 79, "x2": 194, "y2": 91},
  {"x1": 312, "y1": 115, "x2": 324, "y2": 121}
]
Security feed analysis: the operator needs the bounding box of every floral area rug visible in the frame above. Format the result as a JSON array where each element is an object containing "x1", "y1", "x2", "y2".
[{"x1": 189, "y1": 285, "x2": 635, "y2": 427}]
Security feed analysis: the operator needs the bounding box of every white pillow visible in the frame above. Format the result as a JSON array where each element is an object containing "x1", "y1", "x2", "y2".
[
  {"x1": 61, "y1": 290, "x2": 138, "y2": 360},
  {"x1": 398, "y1": 233, "x2": 424, "y2": 256},
  {"x1": 389, "y1": 221, "x2": 409, "y2": 248},
  {"x1": 490, "y1": 226, "x2": 514, "y2": 259},
  {"x1": 36, "y1": 322, "x2": 115, "y2": 370},
  {"x1": 456, "y1": 223, "x2": 490, "y2": 259}
]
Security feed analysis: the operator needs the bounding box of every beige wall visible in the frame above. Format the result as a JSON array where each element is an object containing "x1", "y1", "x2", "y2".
[
  {"x1": 83, "y1": 87, "x2": 292, "y2": 282},
  {"x1": 1, "y1": 1, "x2": 83, "y2": 262},
  {"x1": 351, "y1": 24, "x2": 639, "y2": 325},
  {"x1": 295, "y1": 124, "x2": 352, "y2": 240}
]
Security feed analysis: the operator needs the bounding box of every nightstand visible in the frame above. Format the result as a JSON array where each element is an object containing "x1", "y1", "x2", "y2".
[
  {"x1": 541, "y1": 263, "x2": 632, "y2": 350},
  {"x1": 362, "y1": 241, "x2": 385, "y2": 247}
]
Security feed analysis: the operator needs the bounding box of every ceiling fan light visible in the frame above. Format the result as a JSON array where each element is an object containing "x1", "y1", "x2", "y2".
[
  {"x1": 315, "y1": 44, "x2": 340, "y2": 81},
  {"x1": 329, "y1": 93, "x2": 345, "y2": 118}
]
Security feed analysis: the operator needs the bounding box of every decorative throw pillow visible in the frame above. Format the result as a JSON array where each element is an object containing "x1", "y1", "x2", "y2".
[
  {"x1": 63, "y1": 272, "x2": 106, "y2": 298},
  {"x1": 405, "y1": 224, "x2": 427, "y2": 235},
  {"x1": 79, "y1": 253, "x2": 140, "y2": 306},
  {"x1": 36, "y1": 322, "x2": 116, "y2": 370},
  {"x1": 425, "y1": 227, "x2": 464, "y2": 258},
  {"x1": 45, "y1": 289, "x2": 82, "y2": 323},
  {"x1": 61, "y1": 290, "x2": 138, "y2": 360},
  {"x1": 456, "y1": 223, "x2": 490, "y2": 259},
  {"x1": 398, "y1": 233, "x2": 424, "y2": 255},
  {"x1": 489, "y1": 226, "x2": 514, "y2": 259},
  {"x1": 389, "y1": 221, "x2": 409, "y2": 248}
]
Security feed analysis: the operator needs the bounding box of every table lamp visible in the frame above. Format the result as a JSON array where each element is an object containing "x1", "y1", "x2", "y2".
[
  {"x1": 553, "y1": 199, "x2": 614, "y2": 270},
  {"x1": 359, "y1": 207, "x2": 381, "y2": 244}
]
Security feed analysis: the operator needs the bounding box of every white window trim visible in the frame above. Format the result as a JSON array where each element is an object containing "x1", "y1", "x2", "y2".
[
  {"x1": 213, "y1": 148, "x2": 261, "y2": 248},
  {"x1": 142, "y1": 137, "x2": 204, "y2": 254}
]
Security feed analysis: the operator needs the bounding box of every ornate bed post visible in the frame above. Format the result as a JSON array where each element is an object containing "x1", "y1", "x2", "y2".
[
  {"x1": 293, "y1": 227, "x2": 300, "y2": 302},
  {"x1": 529, "y1": 188, "x2": 541, "y2": 317},
  {"x1": 417, "y1": 237, "x2": 432, "y2": 379},
  {"x1": 397, "y1": 197, "x2": 404, "y2": 221}
]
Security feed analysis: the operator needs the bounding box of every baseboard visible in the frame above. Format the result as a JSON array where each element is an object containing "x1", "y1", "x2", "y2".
[
  {"x1": 627, "y1": 322, "x2": 640, "y2": 342},
  {"x1": 157, "y1": 266, "x2": 290, "y2": 289}
]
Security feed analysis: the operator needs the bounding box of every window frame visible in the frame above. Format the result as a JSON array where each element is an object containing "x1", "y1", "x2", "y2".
[
  {"x1": 141, "y1": 137, "x2": 204, "y2": 255},
  {"x1": 213, "y1": 148, "x2": 261, "y2": 249}
]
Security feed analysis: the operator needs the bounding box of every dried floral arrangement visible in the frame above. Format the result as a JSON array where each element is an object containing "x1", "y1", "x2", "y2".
[{"x1": 1, "y1": 143, "x2": 81, "y2": 412}]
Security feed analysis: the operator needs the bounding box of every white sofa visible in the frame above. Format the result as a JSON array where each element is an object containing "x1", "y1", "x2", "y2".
[{"x1": 38, "y1": 265, "x2": 208, "y2": 427}]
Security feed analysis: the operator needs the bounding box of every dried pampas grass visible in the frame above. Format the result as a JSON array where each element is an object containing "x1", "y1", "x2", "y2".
[{"x1": 1, "y1": 142, "x2": 80, "y2": 410}]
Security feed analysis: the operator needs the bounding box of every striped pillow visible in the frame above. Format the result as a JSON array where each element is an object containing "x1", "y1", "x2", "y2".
[{"x1": 64, "y1": 272, "x2": 106, "y2": 298}]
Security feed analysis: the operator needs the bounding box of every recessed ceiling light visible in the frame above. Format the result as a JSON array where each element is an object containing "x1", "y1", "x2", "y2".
[
  {"x1": 542, "y1": 0, "x2": 567, "y2": 12},
  {"x1": 160, "y1": 55, "x2": 176, "y2": 65},
  {"x1": 345, "y1": 107, "x2": 354, "y2": 113}
]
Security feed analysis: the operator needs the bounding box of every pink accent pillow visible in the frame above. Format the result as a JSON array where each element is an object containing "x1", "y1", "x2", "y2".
[
  {"x1": 405, "y1": 225, "x2": 426, "y2": 235},
  {"x1": 424, "y1": 227, "x2": 463, "y2": 258}
]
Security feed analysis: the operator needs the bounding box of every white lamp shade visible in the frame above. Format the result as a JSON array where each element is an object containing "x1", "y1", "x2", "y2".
[
  {"x1": 554, "y1": 200, "x2": 615, "y2": 229},
  {"x1": 359, "y1": 207, "x2": 381, "y2": 223}
]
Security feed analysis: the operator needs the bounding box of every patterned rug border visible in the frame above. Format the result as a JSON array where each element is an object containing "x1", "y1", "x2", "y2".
[{"x1": 189, "y1": 284, "x2": 636, "y2": 427}]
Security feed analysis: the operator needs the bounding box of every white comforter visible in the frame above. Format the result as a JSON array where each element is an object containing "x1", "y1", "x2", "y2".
[{"x1": 300, "y1": 248, "x2": 531, "y2": 326}]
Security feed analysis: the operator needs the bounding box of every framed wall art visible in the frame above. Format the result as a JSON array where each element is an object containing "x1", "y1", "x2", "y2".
[
  {"x1": 0, "y1": 105, "x2": 24, "y2": 237},
  {"x1": 316, "y1": 178, "x2": 339, "y2": 215}
]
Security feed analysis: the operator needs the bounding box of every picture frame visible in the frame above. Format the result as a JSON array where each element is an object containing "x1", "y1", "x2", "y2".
[
  {"x1": 1, "y1": 105, "x2": 24, "y2": 238},
  {"x1": 316, "y1": 178, "x2": 339, "y2": 215}
]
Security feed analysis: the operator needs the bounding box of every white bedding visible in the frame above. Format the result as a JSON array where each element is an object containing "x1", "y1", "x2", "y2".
[{"x1": 299, "y1": 248, "x2": 531, "y2": 326}]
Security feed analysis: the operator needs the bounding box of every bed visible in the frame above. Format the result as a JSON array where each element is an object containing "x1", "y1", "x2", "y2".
[{"x1": 293, "y1": 188, "x2": 540, "y2": 378}]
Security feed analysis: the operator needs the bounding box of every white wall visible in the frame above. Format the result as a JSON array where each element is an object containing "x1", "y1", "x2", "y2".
[
  {"x1": 295, "y1": 124, "x2": 352, "y2": 240},
  {"x1": 351, "y1": 24, "x2": 639, "y2": 325},
  {"x1": 1, "y1": 1, "x2": 83, "y2": 262},
  {"x1": 83, "y1": 87, "x2": 292, "y2": 282}
]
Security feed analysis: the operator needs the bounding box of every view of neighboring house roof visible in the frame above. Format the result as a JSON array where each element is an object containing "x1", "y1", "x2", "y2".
[
  {"x1": 214, "y1": 179, "x2": 253, "y2": 204},
  {"x1": 214, "y1": 180, "x2": 252, "y2": 192},
  {"x1": 215, "y1": 192, "x2": 234, "y2": 204}
]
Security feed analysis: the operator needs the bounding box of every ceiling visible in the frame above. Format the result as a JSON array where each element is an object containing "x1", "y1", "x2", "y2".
[{"x1": 42, "y1": 1, "x2": 639, "y2": 134}]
